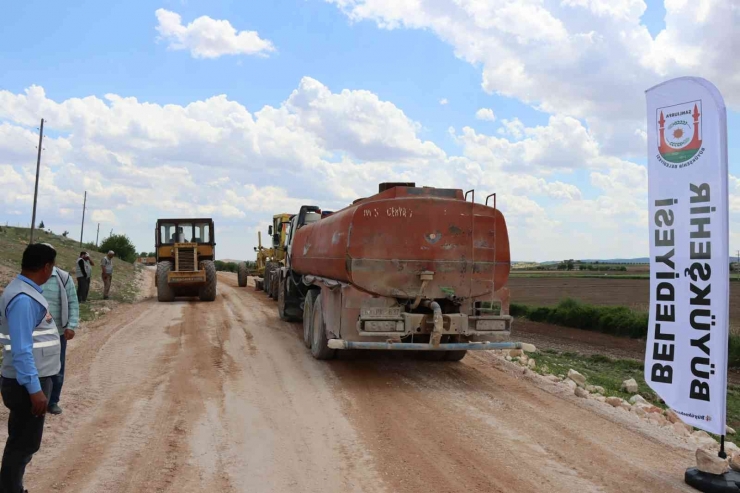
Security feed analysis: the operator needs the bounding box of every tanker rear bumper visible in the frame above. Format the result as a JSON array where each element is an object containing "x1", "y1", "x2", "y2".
[
  {"x1": 356, "y1": 312, "x2": 513, "y2": 339},
  {"x1": 328, "y1": 340, "x2": 535, "y2": 352}
]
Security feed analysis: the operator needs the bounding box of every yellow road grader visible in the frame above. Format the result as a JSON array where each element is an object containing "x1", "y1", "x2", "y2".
[{"x1": 238, "y1": 213, "x2": 290, "y2": 298}]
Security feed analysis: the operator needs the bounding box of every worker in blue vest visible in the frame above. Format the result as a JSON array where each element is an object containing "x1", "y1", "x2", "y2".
[
  {"x1": 40, "y1": 261, "x2": 79, "y2": 415},
  {"x1": 0, "y1": 243, "x2": 61, "y2": 493}
]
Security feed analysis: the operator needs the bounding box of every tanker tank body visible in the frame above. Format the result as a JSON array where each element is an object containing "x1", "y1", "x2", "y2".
[{"x1": 277, "y1": 182, "x2": 535, "y2": 361}]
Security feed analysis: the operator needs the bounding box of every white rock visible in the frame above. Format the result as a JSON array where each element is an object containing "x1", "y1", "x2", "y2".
[
  {"x1": 574, "y1": 387, "x2": 589, "y2": 399},
  {"x1": 545, "y1": 375, "x2": 560, "y2": 383},
  {"x1": 728, "y1": 426, "x2": 736, "y2": 435},
  {"x1": 726, "y1": 442, "x2": 740, "y2": 457},
  {"x1": 593, "y1": 386, "x2": 605, "y2": 394},
  {"x1": 672, "y1": 422, "x2": 692, "y2": 437},
  {"x1": 631, "y1": 406, "x2": 647, "y2": 418},
  {"x1": 629, "y1": 395, "x2": 648, "y2": 405},
  {"x1": 567, "y1": 369, "x2": 587, "y2": 388},
  {"x1": 519, "y1": 354, "x2": 529, "y2": 365},
  {"x1": 731, "y1": 453, "x2": 740, "y2": 472},
  {"x1": 586, "y1": 385, "x2": 596, "y2": 393},
  {"x1": 564, "y1": 380, "x2": 578, "y2": 391},
  {"x1": 665, "y1": 409, "x2": 681, "y2": 424},
  {"x1": 673, "y1": 421, "x2": 694, "y2": 436},
  {"x1": 634, "y1": 402, "x2": 662, "y2": 414},
  {"x1": 606, "y1": 397, "x2": 624, "y2": 408},
  {"x1": 696, "y1": 447, "x2": 730, "y2": 475},
  {"x1": 619, "y1": 402, "x2": 632, "y2": 411},
  {"x1": 693, "y1": 430, "x2": 713, "y2": 441},
  {"x1": 593, "y1": 395, "x2": 607, "y2": 403},
  {"x1": 505, "y1": 356, "x2": 512, "y2": 361},
  {"x1": 527, "y1": 359, "x2": 536, "y2": 369},
  {"x1": 621, "y1": 378, "x2": 639, "y2": 393},
  {"x1": 648, "y1": 414, "x2": 668, "y2": 427}
]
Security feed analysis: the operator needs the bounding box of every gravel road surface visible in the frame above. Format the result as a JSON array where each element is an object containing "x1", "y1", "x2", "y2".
[{"x1": 5, "y1": 270, "x2": 698, "y2": 492}]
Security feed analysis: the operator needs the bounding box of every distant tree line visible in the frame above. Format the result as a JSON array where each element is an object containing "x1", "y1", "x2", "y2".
[
  {"x1": 214, "y1": 260, "x2": 256, "y2": 273},
  {"x1": 535, "y1": 259, "x2": 629, "y2": 272}
]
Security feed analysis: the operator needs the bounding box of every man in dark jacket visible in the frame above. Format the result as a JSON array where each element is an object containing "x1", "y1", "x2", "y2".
[{"x1": 75, "y1": 251, "x2": 94, "y2": 303}]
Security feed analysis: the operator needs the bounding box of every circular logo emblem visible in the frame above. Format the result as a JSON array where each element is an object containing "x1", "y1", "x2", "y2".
[{"x1": 657, "y1": 100, "x2": 704, "y2": 167}]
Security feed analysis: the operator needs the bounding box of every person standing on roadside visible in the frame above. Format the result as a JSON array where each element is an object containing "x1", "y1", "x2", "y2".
[
  {"x1": 40, "y1": 262, "x2": 79, "y2": 415},
  {"x1": 101, "y1": 250, "x2": 114, "y2": 300},
  {"x1": 75, "y1": 251, "x2": 94, "y2": 303},
  {"x1": 0, "y1": 243, "x2": 61, "y2": 493}
]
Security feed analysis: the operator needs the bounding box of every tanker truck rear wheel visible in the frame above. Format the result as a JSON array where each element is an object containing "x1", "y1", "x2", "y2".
[
  {"x1": 278, "y1": 275, "x2": 287, "y2": 319},
  {"x1": 444, "y1": 350, "x2": 467, "y2": 361},
  {"x1": 302, "y1": 290, "x2": 316, "y2": 349},
  {"x1": 266, "y1": 268, "x2": 275, "y2": 298},
  {"x1": 310, "y1": 294, "x2": 336, "y2": 360}
]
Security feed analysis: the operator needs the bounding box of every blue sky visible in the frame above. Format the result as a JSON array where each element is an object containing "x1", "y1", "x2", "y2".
[{"x1": 0, "y1": 0, "x2": 738, "y2": 261}]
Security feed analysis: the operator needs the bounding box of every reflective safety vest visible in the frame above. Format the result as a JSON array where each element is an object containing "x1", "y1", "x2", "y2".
[
  {"x1": 53, "y1": 267, "x2": 70, "y2": 329},
  {"x1": 0, "y1": 278, "x2": 61, "y2": 379},
  {"x1": 75, "y1": 258, "x2": 91, "y2": 279}
]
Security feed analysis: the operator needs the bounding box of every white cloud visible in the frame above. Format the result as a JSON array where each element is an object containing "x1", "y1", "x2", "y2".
[
  {"x1": 328, "y1": 0, "x2": 740, "y2": 156},
  {"x1": 456, "y1": 114, "x2": 605, "y2": 173},
  {"x1": 154, "y1": 8, "x2": 275, "y2": 59},
  {"x1": 475, "y1": 108, "x2": 496, "y2": 121},
  {"x1": 0, "y1": 79, "x2": 663, "y2": 261},
  {"x1": 439, "y1": 98, "x2": 448, "y2": 105},
  {"x1": 91, "y1": 209, "x2": 117, "y2": 224}
]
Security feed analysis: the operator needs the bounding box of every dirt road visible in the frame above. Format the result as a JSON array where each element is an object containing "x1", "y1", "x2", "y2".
[{"x1": 7, "y1": 270, "x2": 699, "y2": 492}]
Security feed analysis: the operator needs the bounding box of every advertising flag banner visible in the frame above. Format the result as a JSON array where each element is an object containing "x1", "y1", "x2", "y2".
[{"x1": 645, "y1": 77, "x2": 729, "y2": 435}]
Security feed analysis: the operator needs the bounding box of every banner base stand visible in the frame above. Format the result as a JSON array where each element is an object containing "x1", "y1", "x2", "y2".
[{"x1": 685, "y1": 468, "x2": 740, "y2": 492}]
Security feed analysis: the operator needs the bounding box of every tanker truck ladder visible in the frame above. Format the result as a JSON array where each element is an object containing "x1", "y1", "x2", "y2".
[{"x1": 483, "y1": 192, "x2": 501, "y2": 317}]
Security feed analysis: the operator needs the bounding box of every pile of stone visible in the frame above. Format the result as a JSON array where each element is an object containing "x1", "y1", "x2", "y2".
[{"x1": 494, "y1": 349, "x2": 737, "y2": 456}]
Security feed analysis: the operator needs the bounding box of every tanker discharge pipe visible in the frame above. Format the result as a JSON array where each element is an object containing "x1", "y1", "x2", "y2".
[{"x1": 421, "y1": 300, "x2": 443, "y2": 347}]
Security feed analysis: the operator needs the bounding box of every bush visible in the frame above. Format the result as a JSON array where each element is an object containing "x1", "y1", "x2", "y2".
[
  {"x1": 730, "y1": 335, "x2": 740, "y2": 368},
  {"x1": 99, "y1": 234, "x2": 137, "y2": 263},
  {"x1": 214, "y1": 260, "x2": 238, "y2": 273},
  {"x1": 514, "y1": 299, "x2": 740, "y2": 368},
  {"x1": 511, "y1": 298, "x2": 649, "y2": 339}
]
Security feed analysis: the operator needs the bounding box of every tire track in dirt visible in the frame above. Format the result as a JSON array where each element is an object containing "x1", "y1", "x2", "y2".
[
  {"x1": 11, "y1": 269, "x2": 384, "y2": 493},
  {"x1": 11, "y1": 268, "x2": 698, "y2": 493},
  {"x1": 222, "y1": 274, "x2": 697, "y2": 493},
  {"x1": 213, "y1": 274, "x2": 386, "y2": 493}
]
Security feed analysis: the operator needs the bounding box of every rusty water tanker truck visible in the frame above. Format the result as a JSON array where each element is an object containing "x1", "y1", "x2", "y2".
[{"x1": 277, "y1": 182, "x2": 534, "y2": 360}]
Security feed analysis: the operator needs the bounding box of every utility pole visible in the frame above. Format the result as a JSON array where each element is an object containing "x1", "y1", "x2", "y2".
[
  {"x1": 29, "y1": 118, "x2": 44, "y2": 244},
  {"x1": 96, "y1": 223, "x2": 100, "y2": 247},
  {"x1": 79, "y1": 191, "x2": 87, "y2": 247}
]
